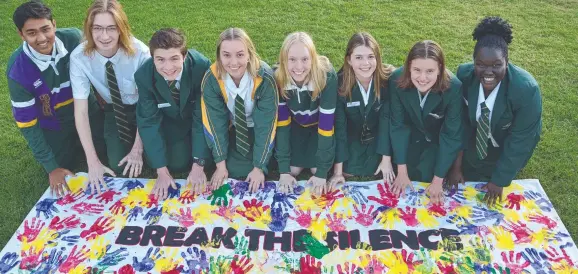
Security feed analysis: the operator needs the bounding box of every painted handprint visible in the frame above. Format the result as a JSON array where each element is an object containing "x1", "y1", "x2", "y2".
[
  {"x1": 289, "y1": 209, "x2": 321, "y2": 228},
  {"x1": 35, "y1": 247, "x2": 67, "y2": 273},
  {"x1": 35, "y1": 198, "x2": 59, "y2": 219},
  {"x1": 471, "y1": 205, "x2": 504, "y2": 225},
  {"x1": 230, "y1": 255, "x2": 253, "y2": 274},
  {"x1": 500, "y1": 251, "x2": 530, "y2": 273},
  {"x1": 110, "y1": 199, "x2": 126, "y2": 215},
  {"x1": 543, "y1": 244, "x2": 575, "y2": 267},
  {"x1": 17, "y1": 217, "x2": 44, "y2": 242},
  {"x1": 427, "y1": 203, "x2": 447, "y2": 217},
  {"x1": 294, "y1": 255, "x2": 322, "y2": 274},
  {"x1": 325, "y1": 213, "x2": 348, "y2": 231},
  {"x1": 398, "y1": 206, "x2": 419, "y2": 227},
  {"x1": 233, "y1": 236, "x2": 250, "y2": 256},
  {"x1": 236, "y1": 199, "x2": 270, "y2": 222},
  {"x1": 367, "y1": 183, "x2": 399, "y2": 208},
  {"x1": 503, "y1": 220, "x2": 532, "y2": 244},
  {"x1": 132, "y1": 247, "x2": 160, "y2": 272},
  {"x1": 120, "y1": 179, "x2": 144, "y2": 191},
  {"x1": 232, "y1": 181, "x2": 250, "y2": 199},
  {"x1": 312, "y1": 190, "x2": 344, "y2": 208},
  {"x1": 144, "y1": 207, "x2": 163, "y2": 225},
  {"x1": 505, "y1": 193, "x2": 525, "y2": 210},
  {"x1": 58, "y1": 245, "x2": 90, "y2": 273},
  {"x1": 337, "y1": 262, "x2": 361, "y2": 274},
  {"x1": 169, "y1": 208, "x2": 195, "y2": 227},
  {"x1": 256, "y1": 181, "x2": 277, "y2": 200},
  {"x1": 524, "y1": 191, "x2": 553, "y2": 212},
  {"x1": 268, "y1": 207, "x2": 290, "y2": 232},
  {"x1": 352, "y1": 204, "x2": 377, "y2": 226},
  {"x1": 208, "y1": 184, "x2": 233, "y2": 206},
  {"x1": 212, "y1": 199, "x2": 238, "y2": 222},
  {"x1": 127, "y1": 206, "x2": 144, "y2": 222},
  {"x1": 49, "y1": 215, "x2": 80, "y2": 231},
  {"x1": 96, "y1": 189, "x2": 121, "y2": 203},
  {"x1": 342, "y1": 185, "x2": 369, "y2": 204},
  {"x1": 406, "y1": 188, "x2": 426, "y2": 206},
  {"x1": 20, "y1": 247, "x2": 44, "y2": 270},
  {"x1": 0, "y1": 252, "x2": 19, "y2": 273},
  {"x1": 179, "y1": 190, "x2": 196, "y2": 204},
  {"x1": 271, "y1": 192, "x2": 297, "y2": 212},
  {"x1": 181, "y1": 247, "x2": 209, "y2": 273},
  {"x1": 529, "y1": 213, "x2": 557, "y2": 229},
  {"x1": 167, "y1": 182, "x2": 181, "y2": 198},
  {"x1": 521, "y1": 248, "x2": 553, "y2": 274},
  {"x1": 71, "y1": 202, "x2": 105, "y2": 215},
  {"x1": 56, "y1": 190, "x2": 85, "y2": 206},
  {"x1": 80, "y1": 216, "x2": 115, "y2": 240}
]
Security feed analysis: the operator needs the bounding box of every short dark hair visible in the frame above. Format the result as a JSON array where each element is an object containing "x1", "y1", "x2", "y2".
[
  {"x1": 397, "y1": 40, "x2": 451, "y2": 93},
  {"x1": 472, "y1": 16, "x2": 513, "y2": 60},
  {"x1": 149, "y1": 28, "x2": 187, "y2": 57},
  {"x1": 13, "y1": 1, "x2": 53, "y2": 31}
]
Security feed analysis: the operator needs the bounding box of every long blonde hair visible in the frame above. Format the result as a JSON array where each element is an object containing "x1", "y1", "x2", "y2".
[
  {"x1": 82, "y1": 0, "x2": 135, "y2": 56},
  {"x1": 275, "y1": 32, "x2": 331, "y2": 100},
  {"x1": 215, "y1": 28, "x2": 261, "y2": 78},
  {"x1": 339, "y1": 32, "x2": 394, "y2": 100}
]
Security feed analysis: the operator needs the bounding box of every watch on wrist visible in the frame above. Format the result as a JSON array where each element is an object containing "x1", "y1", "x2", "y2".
[{"x1": 193, "y1": 158, "x2": 205, "y2": 167}]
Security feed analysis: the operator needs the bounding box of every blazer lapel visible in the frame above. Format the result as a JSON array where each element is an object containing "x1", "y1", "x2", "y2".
[
  {"x1": 153, "y1": 68, "x2": 175, "y2": 107},
  {"x1": 421, "y1": 91, "x2": 441, "y2": 120},
  {"x1": 364, "y1": 85, "x2": 376, "y2": 117},
  {"x1": 403, "y1": 88, "x2": 424, "y2": 128},
  {"x1": 468, "y1": 78, "x2": 480, "y2": 125},
  {"x1": 490, "y1": 71, "x2": 509, "y2": 132},
  {"x1": 179, "y1": 54, "x2": 193, "y2": 113},
  {"x1": 351, "y1": 84, "x2": 365, "y2": 116}
]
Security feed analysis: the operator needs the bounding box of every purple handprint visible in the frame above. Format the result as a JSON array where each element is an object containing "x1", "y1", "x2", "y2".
[
  {"x1": 0, "y1": 252, "x2": 19, "y2": 274},
  {"x1": 35, "y1": 198, "x2": 59, "y2": 219},
  {"x1": 343, "y1": 185, "x2": 369, "y2": 204},
  {"x1": 144, "y1": 207, "x2": 163, "y2": 225},
  {"x1": 521, "y1": 248, "x2": 553, "y2": 274},
  {"x1": 524, "y1": 191, "x2": 554, "y2": 212},
  {"x1": 120, "y1": 179, "x2": 144, "y2": 192},
  {"x1": 232, "y1": 181, "x2": 250, "y2": 199},
  {"x1": 256, "y1": 181, "x2": 277, "y2": 200},
  {"x1": 127, "y1": 206, "x2": 143, "y2": 222},
  {"x1": 167, "y1": 182, "x2": 181, "y2": 198},
  {"x1": 34, "y1": 247, "x2": 66, "y2": 273},
  {"x1": 268, "y1": 207, "x2": 290, "y2": 232},
  {"x1": 471, "y1": 206, "x2": 504, "y2": 225},
  {"x1": 132, "y1": 247, "x2": 159, "y2": 272},
  {"x1": 181, "y1": 247, "x2": 209, "y2": 274},
  {"x1": 271, "y1": 192, "x2": 297, "y2": 212},
  {"x1": 96, "y1": 245, "x2": 129, "y2": 269}
]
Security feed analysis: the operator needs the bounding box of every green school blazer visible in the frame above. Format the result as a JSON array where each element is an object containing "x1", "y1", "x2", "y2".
[
  {"x1": 457, "y1": 62, "x2": 542, "y2": 187},
  {"x1": 389, "y1": 67, "x2": 464, "y2": 181},
  {"x1": 135, "y1": 49, "x2": 211, "y2": 169},
  {"x1": 201, "y1": 61, "x2": 278, "y2": 170}
]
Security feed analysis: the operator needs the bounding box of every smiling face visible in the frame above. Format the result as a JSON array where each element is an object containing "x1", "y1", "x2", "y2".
[
  {"x1": 348, "y1": 45, "x2": 377, "y2": 83},
  {"x1": 91, "y1": 12, "x2": 119, "y2": 57},
  {"x1": 474, "y1": 47, "x2": 507, "y2": 93},
  {"x1": 410, "y1": 58, "x2": 440, "y2": 92},
  {"x1": 219, "y1": 39, "x2": 249, "y2": 81},
  {"x1": 153, "y1": 48, "x2": 184, "y2": 81},
  {"x1": 19, "y1": 18, "x2": 56, "y2": 55},
  {"x1": 286, "y1": 42, "x2": 312, "y2": 85}
]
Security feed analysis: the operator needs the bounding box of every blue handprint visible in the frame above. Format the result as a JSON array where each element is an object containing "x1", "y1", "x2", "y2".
[
  {"x1": 97, "y1": 245, "x2": 129, "y2": 269},
  {"x1": 85, "y1": 176, "x2": 116, "y2": 195},
  {"x1": 132, "y1": 247, "x2": 160, "y2": 271},
  {"x1": 471, "y1": 206, "x2": 504, "y2": 225},
  {"x1": 524, "y1": 191, "x2": 554, "y2": 212},
  {"x1": 61, "y1": 235, "x2": 80, "y2": 246},
  {"x1": 33, "y1": 247, "x2": 66, "y2": 274},
  {"x1": 0, "y1": 252, "x2": 19, "y2": 274},
  {"x1": 446, "y1": 188, "x2": 467, "y2": 204},
  {"x1": 181, "y1": 247, "x2": 209, "y2": 274},
  {"x1": 167, "y1": 182, "x2": 181, "y2": 198},
  {"x1": 256, "y1": 181, "x2": 277, "y2": 200},
  {"x1": 521, "y1": 248, "x2": 553, "y2": 274},
  {"x1": 120, "y1": 179, "x2": 144, "y2": 192},
  {"x1": 343, "y1": 185, "x2": 369, "y2": 204},
  {"x1": 144, "y1": 207, "x2": 163, "y2": 225},
  {"x1": 128, "y1": 206, "x2": 143, "y2": 222},
  {"x1": 406, "y1": 188, "x2": 425, "y2": 206},
  {"x1": 268, "y1": 207, "x2": 290, "y2": 232},
  {"x1": 35, "y1": 198, "x2": 59, "y2": 219},
  {"x1": 232, "y1": 181, "x2": 250, "y2": 199},
  {"x1": 271, "y1": 192, "x2": 297, "y2": 212},
  {"x1": 293, "y1": 185, "x2": 305, "y2": 195}
]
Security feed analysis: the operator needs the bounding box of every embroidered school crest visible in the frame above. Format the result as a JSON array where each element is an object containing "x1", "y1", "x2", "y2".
[{"x1": 39, "y1": 94, "x2": 53, "y2": 117}]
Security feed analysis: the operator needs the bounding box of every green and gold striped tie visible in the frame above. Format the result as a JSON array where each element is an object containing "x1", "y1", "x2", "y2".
[
  {"x1": 168, "y1": 80, "x2": 180, "y2": 106},
  {"x1": 476, "y1": 102, "x2": 491, "y2": 159},
  {"x1": 106, "y1": 61, "x2": 134, "y2": 146},
  {"x1": 234, "y1": 95, "x2": 251, "y2": 156}
]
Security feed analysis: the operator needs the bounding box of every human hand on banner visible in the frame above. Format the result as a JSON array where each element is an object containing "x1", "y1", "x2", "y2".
[
  {"x1": 278, "y1": 174, "x2": 297, "y2": 194},
  {"x1": 391, "y1": 173, "x2": 414, "y2": 198},
  {"x1": 230, "y1": 255, "x2": 253, "y2": 274},
  {"x1": 87, "y1": 160, "x2": 115, "y2": 195},
  {"x1": 328, "y1": 174, "x2": 345, "y2": 194},
  {"x1": 308, "y1": 176, "x2": 327, "y2": 196},
  {"x1": 374, "y1": 156, "x2": 396, "y2": 184},
  {"x1": 210, "y1": 161, "x2": 228, "y2": 191},
  {"x1": 0, "y1": 252, "x2": 19, "y2": 273},
  {"x1": 152, "y1": 167, "x2": 177, "y2": 200},
  {"x1": 118, "y1": 145, "x2": 143, "y2": 179},
  {"x1": 445, "y1": 166, "x2": 464, "y2": 191},
  {"x1": 48, "y1": 168, "x2": 73, "y2": 197},
  {"x1": 426, "y1": 177, "x2": 444, "y2": 205},
  {"x1": 187, "y1": 163, "x2": 207, "y2": 195},
  {"x1": 246, "y1": 168, "x2": 265, "y2": 193},
  {"x1": 482, "y1": 182, "x2": 503, "y2": 206}
]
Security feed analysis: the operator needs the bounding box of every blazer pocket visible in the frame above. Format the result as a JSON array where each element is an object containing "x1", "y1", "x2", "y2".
[
  {"x1": 428, "y1": 112, "x2": 444, "y2": 119},
  {"x1": 501, "y1": 122, "x2": 512, "y2": 130}
]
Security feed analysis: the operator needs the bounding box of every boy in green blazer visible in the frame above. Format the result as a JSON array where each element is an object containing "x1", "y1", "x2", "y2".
[
  {"x1": 136, "y1": 28, "x2": 211, "y2": 199},
  {"x1": 447, "y1": 17, "x2": 542, "y2": 205}
]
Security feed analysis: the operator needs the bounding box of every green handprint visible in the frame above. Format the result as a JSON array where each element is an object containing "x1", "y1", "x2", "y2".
[
  {"x1": 207, "y1": 255, "x2": 232, "y2": 274},
  {"x1": 296, "y1": 234, "x2": 331, "y2": 259},
  {"x1": 234, "y1": 235, "x2": 250, "y2": 256},
  {"x1": 414, "y1": 248, "x2": 435, "y2": 273},
  {"x1": 208, "y1": 184, "x2": 233, "y2": 206},
  {"x1": 490, "y1": 264, "x2": 512, "y2": 274},
  {"x1": 322, "y1": 265, "x2": 335, "y2": 274},
  {"x1": 275, "y1": 253, "x2": 299, "y2": 272},
  {"x1": 467, "y1": 237, "x2": 493, "y2": 265}
]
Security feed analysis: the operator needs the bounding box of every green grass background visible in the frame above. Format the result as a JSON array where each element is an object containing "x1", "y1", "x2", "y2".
[{"x1": 0, "y1": 0, "x2": 577, "y2": 249}]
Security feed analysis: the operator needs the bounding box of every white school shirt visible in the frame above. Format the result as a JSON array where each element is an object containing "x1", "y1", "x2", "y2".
[
  {"x1": 417, "y1": 90, "x2": 431, "y2": 109},
  {"x1": 357, "y1": 79, "x2": 373, "y2": 106},
  {"x1": 22, "y1": 36, "x2": 68, "y2": 75},
  {"x1": 225, "y1": 72, "x2": 255, "y2": 127},
  {"x1": 284, "y1": 80, "x2": 315, "y2": 104},
  {"x1": 70, "y1": 37, "x2": 150, "y2": 105},
  {"x1": 476, "y1": 82, "x2": 502, "y2": 147}
]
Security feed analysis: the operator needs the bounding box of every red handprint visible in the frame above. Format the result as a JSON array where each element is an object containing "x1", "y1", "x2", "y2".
[
  {"x1": 49, "y1": 215, "x2": 81, "y2": 231},
  {"x1": 501, "y1": 251, "x2": 530, "y2": 273},
  {"x1": 437, "y1": 262, "x2": 456, "y2": 274},
  {"x1": 211, "y1": 199, "x2": 238, "y2": 222},
  {"x1": 146, "y1": 194, "x2": 159, "y2": 208},
  {"x1": 359, "y1": 254, "x2": 386, "y2": 274},
  {"x1": 394, "y1": 250, "x2": 423, "y2": 271},
  {"x1": 337, "y1": 262, "x2": 360, "y2": 274},
  {"x1": 72, "y1": 202, "x2": 105, "y2": 215},
  {"x1": 367, "y1": 183, "x2": 399, "y2": 208},
  {"x1": 19, "y1": 247, "x2": 44, "y2": 269},
  {"x1": 56, "y1": 190, "x2": 85, "y2": 206},
  {"x1": 398, "y1": 207, "x2": 419, "y2": 227},
  {"x1": 96, "y1": 190, "x2": 120, "y2": 203},
  {"x1": 170, "y1": 208, "x2": 195, "y2": 227},
  {"x1": 80, "y1": 216, "x2": 115, "y2": 240},
  {"x1": 114, "y1": 264, "x2": 136, "y2": 274},
  {"x1": 293, "y1": 255, "x2": 322, "y2": 274},
  {"x1": 543, "y1": 245, "x2": 575, "y2": 267},
  {"x1": 161, "y1": 268, "x2": 182, "y2": 274},
  {"x1": 505, "y1": 193, "x2": 525, "y2": 210},
  {"x1": 58, "y1": 245, "x2": 90, "y2": 273},
  {"x1": 179, "y1": 190, "x2": 196, "y2": 204},
  {"x1": 312, "y1": 190, "x2": 345, "y2": 208},
  {"x1": 326, "y1": 213, "x2": 347, "y2": 232},
  {"x1": 503, "y1": 221, "x2": 532, "y2": 244},
  {"x1": 236, "y1": 199, "x2": 270, "y2": 222},
  {"x1": 110, "y1": 199, "x2": 126, "y2": 215},
  {"x1": 17, "y1": 217, "x2": 44, "y2": 242},
  {"x1": 230, "y1": 255, "x2": 253, "y2": 274},
  {"x1": 352, "y1": 204, "x2": 376, "y2": 226},
  {"x1": 529, "y1": 213, "x2": 557, "y2": 229},
  {"x1": 289, "y1": 209, "x2": 321, "y2": 228},
  {"x1": 428, "y1": 203, "x2": 447, "y2": 217}
]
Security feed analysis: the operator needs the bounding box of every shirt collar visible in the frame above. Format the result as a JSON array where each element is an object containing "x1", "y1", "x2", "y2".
[
  {"x1": 165, "y1": 68, "x2": 183, "y2": 83},
  {"x1": 95, "y1": 47, "x2": 123, "y2": 66},
  {"x1": 225, "y1": 71, "x2": 251, "y2": 94},
  {"x1": 284, "y1": 79, "x2": 314, "y2": 92},
  {"x1": 478, "y1": 81, "x2": 501, "y2": 111},
  {"x1": 357, "y1": 79, "x2": 373, "y2": 94},
  {"x1": 22, "y1": 36, "x2": 68, "y2": 73}
]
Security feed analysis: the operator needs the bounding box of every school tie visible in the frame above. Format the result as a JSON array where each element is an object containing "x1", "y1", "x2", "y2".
[
  {"x1": 168, "y1": 80, "x2": 180, "y2": 106},
  {"x1": 106, "y1": 61, "x2": 134, "y2": 145},
  {"x1": 476, "y1": 102, "x2": 491, "y2": 160},
  {"x1": 234, "y1": 95, "x2": 251, "y2": 156}
]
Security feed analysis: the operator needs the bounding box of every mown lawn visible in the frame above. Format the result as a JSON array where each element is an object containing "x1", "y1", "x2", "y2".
[{"x1": 0, "y1": 0, "x2": 577, "y2": 249}]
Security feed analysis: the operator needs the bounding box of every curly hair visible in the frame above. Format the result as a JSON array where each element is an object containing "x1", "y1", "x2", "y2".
[{"x1": 472, "y1": 16, "x2": 513, "y2": 59}]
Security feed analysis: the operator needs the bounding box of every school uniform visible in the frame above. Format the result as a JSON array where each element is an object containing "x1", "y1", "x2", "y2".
[
  {"x1": 457, "y1": 63, "x2": 542, "y2": 187},
  {"x1": 135, "y1": 49, "x2": 211, "y2": 172},
  {"x1": 7, "y1": 28, "x2": 104, "y2": 173},
  {"x1": 201, "y1": 62, "x2": 278, "y2": 178},
  {"x1": 70, "y1": 37, "x2": 150, "y2": 173},
  {"x1": 334, "y1": 73, "x2": 392, "y2": 176},
  {"x1": 389, "y1": 67, "x2": 464, "y2": 182},
  {"x1": 275, "y1": 69, "x2": 338, "y2": 179}
]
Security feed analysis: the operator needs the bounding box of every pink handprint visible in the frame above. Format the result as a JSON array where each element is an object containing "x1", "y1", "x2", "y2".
[
  {"x1": 398, "y1": 206, "x2": 419, "y2": 227},
  {"x1": 211, "y1": 199, "x2": 238, "y2": 222},
  {"x1": 428, "y1": 203, "x2": 447, "y2": 217},
  {"x1": 437, "y1": 262, "x2": 456, "y2": 274},
  {"x1": 501, "y1": 251, "x2": 530, "y2": 273},
  {"x1": 543, "y1": 245, "x2": 575, "y2": 267},
  {"x1": 503, "y1": 221, "x2": 532, "y2": 244},
  {"x1": 352, "y1": 204, "x2": 376, "y2": 226},
  {"x1": 56, "y1": 190, "x2": 85, "y2": 206},
  {"x1": 96, "y1": 189, "x2": 120, "y2": 203},
  {"x1": 505, "y1": 193, "x2": 525, "y2": 210},
  {"x1": 326, "y1": 213, "x2": 347, "y2": 232},
  {"x1": 367, "y1": 183, "x2": 399, "y2": 208},
  {"x1": 49, "y1": 215, "x2": 81, "y2": 231},
  {"x1": 230, "y1": 255, "x2": 253, "y2": 274},
  {"x1": 337, "y1": 262, "x2": 360, "y2": 274},
  {"x1": 109, "y1": 199, "x2": 126, "y2": 215},
  {"x1": 395, "y1": 250, "x2": 423, "y2": 271},
  {"x1": 170, "y1": 208, "x2": 195, "y2": 227},
  {"x1": 289, "y1": 209, "x2": 321, "y2": 228},
  {"x1": 72, "y1": 202, "x2": 105, "y2": 215},
  {"x1": 359, "y1": 254, "x2": 386, "y2": 273},
  {"x1": 17, "y1": 217, "x2": 44, "y2": 242},
  {"x1": 312, "y1": 190, "x2": 345, "y2": 208},
  {"x1": 19, "y1": 247, "x2": 44, "y2": 269},
  {"x1": 529, "y1": 213, "x2": 557, "y2": 229},
  {"x1": 58, "y1": 245, "x2": 90, "y2": 273},
  {"x1": 80, "y1": 216, "x2": 115, "y2": 240},
  {"x1": 146, "y1": 194, "x2": 159, "y2": 208}
]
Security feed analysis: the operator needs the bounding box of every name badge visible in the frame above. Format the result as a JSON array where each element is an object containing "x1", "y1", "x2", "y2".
[
  {"x1": 158, "y1": 103, "x2": 171, "y2": 108},
  {"x1": 347, "y1": 101, "x2": 360, "y2": 107}
]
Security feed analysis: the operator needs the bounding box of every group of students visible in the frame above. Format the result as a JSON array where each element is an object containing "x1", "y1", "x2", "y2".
[{"x1": 8, "y1": 0, "x2": 542, "y2": 205}]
